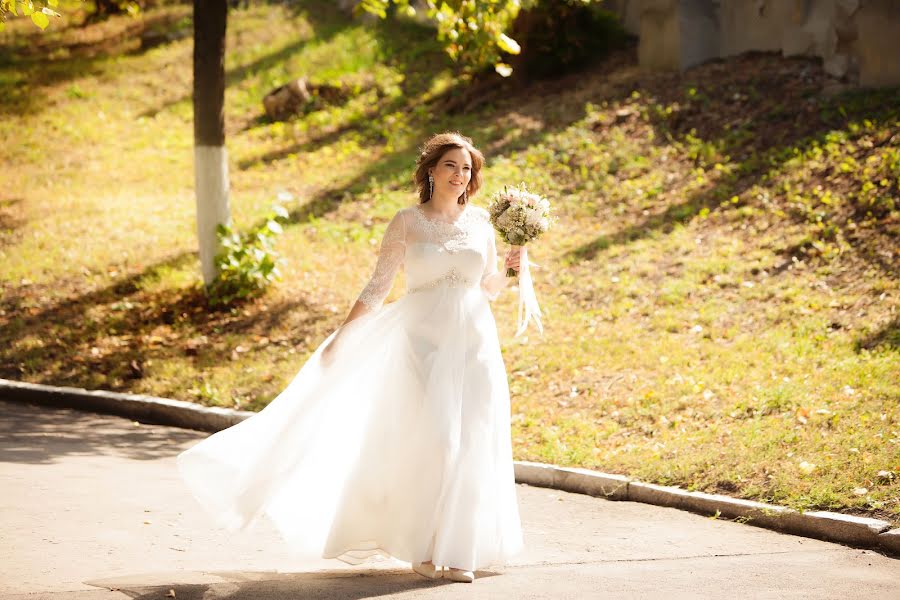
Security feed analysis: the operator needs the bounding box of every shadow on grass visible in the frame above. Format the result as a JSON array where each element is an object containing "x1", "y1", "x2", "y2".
[
  {"x1": 0, "y1": 5, "x2": 193, "y2": 117},
  {"x1": 0, "y1": 197, "x2": 26, "y2": 246},
  {"x1": 139, "y1": 0, "x2": 359, "y2": 120},
  {"x1": 231, "y1": 3, "x2": 451, "y2": 167},
  {"x1": 1, "y1": 1, "x2": 359, "y2": 120},
  {"x1": 236, "y1": 107, "x2": 378, "y2": 169},
  {"x1": 235, "y1": 28, "x2": 639, "y2": 229},
  {"x1": 138, "y1": 29, "x2": 340, "y2": 119},
  {"x1": 855, "y1": 316, "x2": 899, "y2": 352},
  {"x1": 236, "y1": 53, "x2": 653, "y2": 260},
  {"x1": 0, "y1": 250, "x2": 334, "y2": 402},
  {"x1": 565, "y1": 53, "x2": 900, "y2": 267}
]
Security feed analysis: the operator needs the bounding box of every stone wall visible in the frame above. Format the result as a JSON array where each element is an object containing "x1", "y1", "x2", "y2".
[{"x1": 604, "y1": 0, "x2": 900, "y2": 87}]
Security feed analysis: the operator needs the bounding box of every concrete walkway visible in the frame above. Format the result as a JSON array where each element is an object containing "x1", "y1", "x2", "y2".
[{"x1": 1, "y1": 399, "x2": 897, "y2": 599}]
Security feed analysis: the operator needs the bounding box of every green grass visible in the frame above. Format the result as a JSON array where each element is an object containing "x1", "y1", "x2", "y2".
[{"x1": 1, "y1": 1, "x2": 897, "y2": 523}]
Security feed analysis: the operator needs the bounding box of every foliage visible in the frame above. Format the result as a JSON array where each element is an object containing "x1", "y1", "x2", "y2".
[
  {"x1": 362, "y1": 0, "x2": 620, "y2": 77},
  {"x1": 206, "y1": 205, "x2": 290, "y2": 308},
  {"x1": 0, "y1": 0, "x2": 64, "y2": 30},
  {"x1": 360, "y1": 0, "x2": 539, "y2": 76},
  {"x1": 507, "y1": 0, "x2": 628, "y2": 79},
  {"x1": 0, "y1": 0, "x2": 143, "y2": 30}
]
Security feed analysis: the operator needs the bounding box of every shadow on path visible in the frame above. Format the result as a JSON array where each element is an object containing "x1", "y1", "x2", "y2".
[
  {"x1": 85, "y1": 568, "x2": 503, "y2": 599},
  {"x1": 0, "y1": 399, "x2": 201, "y2": 464}
]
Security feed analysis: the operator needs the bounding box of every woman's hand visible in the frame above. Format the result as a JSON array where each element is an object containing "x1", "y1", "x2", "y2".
[{"x1": 505, "y1": 246, "x2": 522, "y2": 274}]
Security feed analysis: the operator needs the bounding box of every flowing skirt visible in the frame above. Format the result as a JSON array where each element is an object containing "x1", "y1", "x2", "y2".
[{"x1": 175, "y1": 285, "x2": 524, "y2": 571}]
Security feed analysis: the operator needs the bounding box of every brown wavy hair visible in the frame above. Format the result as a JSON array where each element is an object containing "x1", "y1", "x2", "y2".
[{"x1": 413, "y1": 132, "x2": 485, "y2": 204}]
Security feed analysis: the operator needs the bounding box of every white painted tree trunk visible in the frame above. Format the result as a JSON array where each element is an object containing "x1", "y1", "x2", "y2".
[{"x1": 194, "y1": 144, "x2": 231, "y2": 286}]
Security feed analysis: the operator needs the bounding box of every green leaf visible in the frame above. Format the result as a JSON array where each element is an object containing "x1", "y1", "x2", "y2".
[
  {"x1": 359, "y1": 0, "x2": 387, "y2": 19},
  {"x1": 495, "y1": 62, "x2": 513, "y2": 77},
  {"x1": 31, "y1": 10, "x2": 49, "y2": 29},
  {"x1": 47, "y1": 0, "x2": 58, "y2": 6},
  {"x1": 497, "y1": 33, "x2": 521, "y2": 55}
]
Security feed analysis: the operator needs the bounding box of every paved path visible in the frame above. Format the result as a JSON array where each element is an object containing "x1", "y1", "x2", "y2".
[{"x1": 1, "y1": 398, "x2": 898, "y2": 599}]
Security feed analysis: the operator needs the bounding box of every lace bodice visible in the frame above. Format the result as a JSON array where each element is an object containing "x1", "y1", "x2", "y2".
[{"x1": 356, "y1": 204, "x2": 506, "y2": 310}]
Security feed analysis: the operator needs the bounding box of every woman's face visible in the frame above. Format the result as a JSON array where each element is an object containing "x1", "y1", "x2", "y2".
[{"x1": 429, "y1": 147, "x2": 472, "y2": 200}]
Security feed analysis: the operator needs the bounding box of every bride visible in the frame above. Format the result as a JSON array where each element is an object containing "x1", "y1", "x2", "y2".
[{"x1": 177, "y1": 132, "x2": 526, "y2": 584}]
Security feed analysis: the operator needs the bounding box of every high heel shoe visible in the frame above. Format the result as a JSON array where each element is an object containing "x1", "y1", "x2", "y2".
[
  {"x1": 446, "y1": 567, "x2": 474, "y2": 583},
  {"x1": 412, "y1": 561, "x2": 442, "y2": 579}
]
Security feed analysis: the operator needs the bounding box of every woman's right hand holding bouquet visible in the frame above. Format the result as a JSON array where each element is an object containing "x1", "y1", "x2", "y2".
[{"x1": 486, "y1": 183, "x2": 554, "y2": 336}]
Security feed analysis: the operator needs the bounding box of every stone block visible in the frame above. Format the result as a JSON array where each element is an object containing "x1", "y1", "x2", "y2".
[
  {"x1": 719, "y1": 0, "x2": 796, "y2": 56},
  {"x1": 626, "y1": 481, "x2": 892, "y2": 550},
  {"x1": 679, "y1": 0, "x2": 720, "y2": 69},
  {"x1": 514, "y1": 461, "x2": 557, "y2": 488},
  {"x1": 514, "y1": 462, "x2": 629, "y2": 500},
  {"x1": 877, "y1": 528, "x2": 900, "y2": 556},
  {"x1": 638, "y1": 0, "x2": 682, "y2": 70},
  {"x1": 854, "y1": 0, "x2": 900, "y2": 86}
]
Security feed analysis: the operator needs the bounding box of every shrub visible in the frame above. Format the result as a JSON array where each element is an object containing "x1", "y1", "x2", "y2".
[
  {"x1": 206, "y1": 205, "x2": 290, "y2": 307},
  {"x1": 507, "y1": 0, "x2": 630, "y2": 80}
]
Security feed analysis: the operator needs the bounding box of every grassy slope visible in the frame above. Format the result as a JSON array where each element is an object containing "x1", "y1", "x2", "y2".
[{"x1": 1, "y1": 2, "x2": 897, "y2": 523}]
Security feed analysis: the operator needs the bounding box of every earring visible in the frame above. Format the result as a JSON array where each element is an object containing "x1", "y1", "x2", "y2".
[{"x1": 428, "y1": 174, "x2": 434, "y2": 199}]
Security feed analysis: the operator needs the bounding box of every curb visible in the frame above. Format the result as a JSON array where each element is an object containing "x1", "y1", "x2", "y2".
[
  {"x1": 515, "y1": 462, "x2": 895, "y2": 555},
  {"x1": 2, "y1": 377, "x2": 897, "y2": 558},
  {"x1": 0, "y1": 378, "x2": 253, "y2": 432}
]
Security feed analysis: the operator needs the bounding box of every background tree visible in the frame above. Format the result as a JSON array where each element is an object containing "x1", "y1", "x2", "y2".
[{"x1": 193, "y1": 0, "x2": 230, "y2": 287}]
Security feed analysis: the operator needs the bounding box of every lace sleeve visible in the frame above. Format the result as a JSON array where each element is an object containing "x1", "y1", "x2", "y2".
[
  {"x1": 480, "y1": 221, "x2": 506, "y2": 302},
  {"x1": 357, "y1": 210, "x2": 407, "y2": 310}
]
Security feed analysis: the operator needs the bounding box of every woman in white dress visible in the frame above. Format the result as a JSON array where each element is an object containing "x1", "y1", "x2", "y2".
[{"x1": 176, "y1": 132, "x2": 525, "y2": 583}]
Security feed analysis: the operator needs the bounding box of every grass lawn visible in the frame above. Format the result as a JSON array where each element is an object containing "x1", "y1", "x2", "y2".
[{"x1": 1, "y1": 1, "x2": 898, "y2": 524}]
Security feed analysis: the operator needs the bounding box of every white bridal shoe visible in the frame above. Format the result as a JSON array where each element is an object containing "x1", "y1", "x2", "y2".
[
  {"x1": 446, "y1": 568, "x2": 475, "y2": 583},
  {"x1": 412, "y1": 561, "x2": 442, "y2": 579}
]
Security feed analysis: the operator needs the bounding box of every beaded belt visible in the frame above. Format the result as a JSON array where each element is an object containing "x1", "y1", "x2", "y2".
[{"x1": 408, "y1": 268, "x2": 475, "y2": 294}]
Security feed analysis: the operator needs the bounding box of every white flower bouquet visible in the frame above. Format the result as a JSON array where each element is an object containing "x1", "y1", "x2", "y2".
[
  {"x1": 486, "y1": 183, "x2": 553, "y2": 277},
  {"x1": 486, "y1": 183, "x2": 553, "y2": 336}
]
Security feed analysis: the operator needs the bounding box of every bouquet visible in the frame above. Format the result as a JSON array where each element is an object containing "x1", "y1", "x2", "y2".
[{"x1": 486, "y1": 183, "x2": 554, "y2": 336}]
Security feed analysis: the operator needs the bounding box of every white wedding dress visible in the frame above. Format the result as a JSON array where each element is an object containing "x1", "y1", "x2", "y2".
[{"x1": 176, "y1": 202, "x2": 524, "y2": 572}]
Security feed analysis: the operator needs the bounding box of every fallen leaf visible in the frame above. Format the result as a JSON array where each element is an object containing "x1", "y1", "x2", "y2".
[{"x1": 798, "y1": 461, "x2": 816, "y2": 475}]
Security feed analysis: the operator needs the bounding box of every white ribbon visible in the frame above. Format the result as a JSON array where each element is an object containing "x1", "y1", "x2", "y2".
[{"x1": 515, "y1": 246, "x2": 543, "y2": 337}]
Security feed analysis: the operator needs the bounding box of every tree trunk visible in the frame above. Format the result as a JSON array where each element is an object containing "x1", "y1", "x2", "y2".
[{"x1": 193, "y1": 0, "x2": 230, "y2": 287}]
